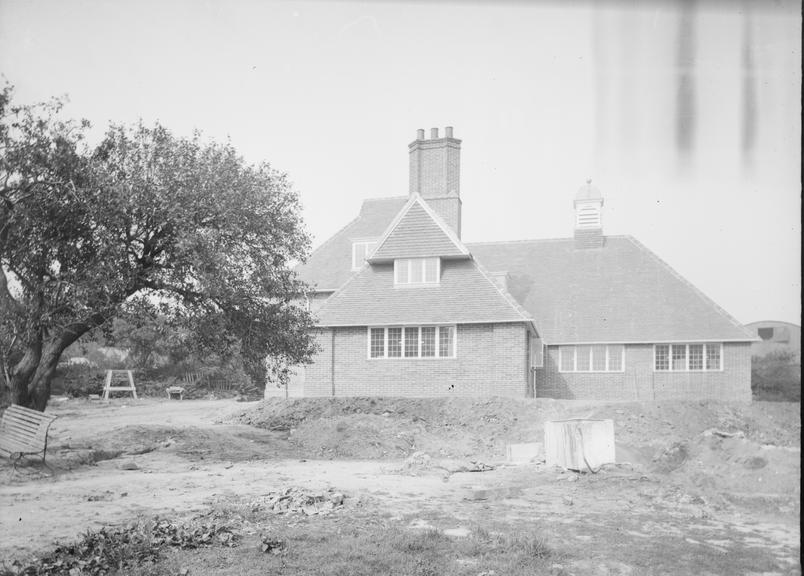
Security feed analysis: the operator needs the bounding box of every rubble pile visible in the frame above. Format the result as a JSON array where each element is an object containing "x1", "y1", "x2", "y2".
[{"x1": 262, "y1": 487, "x2": 346, "y2": 516}]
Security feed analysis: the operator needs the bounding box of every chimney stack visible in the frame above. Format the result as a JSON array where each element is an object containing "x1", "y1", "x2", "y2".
[
  {"x1": 408, "y1": 126, "x2": 462, "y2": 236},
  {"x1": 574, "y1": 180, "x2": 605, "y2": 249}
]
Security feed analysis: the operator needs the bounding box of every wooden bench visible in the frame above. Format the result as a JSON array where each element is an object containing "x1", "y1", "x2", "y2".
[{"x1": 0, "y1": 404, "x2": 58, "y2": 467}]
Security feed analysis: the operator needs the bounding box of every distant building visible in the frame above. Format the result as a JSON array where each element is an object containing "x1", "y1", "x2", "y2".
[
  {"x1": 745, "y1": 321, "x2": 801, "y2": 360},
  {"x1": 286, "y1": 128, "x2": 756, "y2": 401}
]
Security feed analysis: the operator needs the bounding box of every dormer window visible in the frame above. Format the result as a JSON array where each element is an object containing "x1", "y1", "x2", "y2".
[
  {"x1": 394, "y1": 257, "x2": 440, "y2": 286},
  {"x1": 352, "y1": 240, "x2": 377, "y2": 270}
]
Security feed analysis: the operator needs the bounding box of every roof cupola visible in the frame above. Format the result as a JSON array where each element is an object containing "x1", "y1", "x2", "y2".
[{"x1": 574, "y1": 180, "x2": 605, "y2": 249}]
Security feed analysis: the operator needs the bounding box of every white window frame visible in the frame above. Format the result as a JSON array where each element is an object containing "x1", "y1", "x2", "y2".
[
  {"x1": 394, "y1": 258, "x2": 441, "y2": 286},
  {"x1": 352, "y1": 240, "x2": 377, "y2": 271},
  {"x1": 530, "y1": 337, "x2": 544, "y2": 369},
  {"x1": 653, "y1": 343, "x2": 723, "y2": 372},
  {"x1": 366, "y1": 325, "x2": 457, "y2": 359},
  {"x1": 557, "y1": 344, "x2": 626, "y2": 373}
]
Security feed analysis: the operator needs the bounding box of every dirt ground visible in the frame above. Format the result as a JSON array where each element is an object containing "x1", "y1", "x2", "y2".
[{"x1": 0, "y1": 397, "x2": 800, "y2": 575}]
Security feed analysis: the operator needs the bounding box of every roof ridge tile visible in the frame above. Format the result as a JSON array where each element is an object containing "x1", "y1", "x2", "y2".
[{"x1": 465, "y1": 235, "x2": 633, "y2": 247}]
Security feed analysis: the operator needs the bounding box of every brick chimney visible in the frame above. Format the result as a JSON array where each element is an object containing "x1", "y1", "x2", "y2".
[
  {"x1": 408, "y1": 127, "x2": 462, "y2": 237},
  {"x1": 574, "y1": 180, "x2": 605, "y2": 249}
]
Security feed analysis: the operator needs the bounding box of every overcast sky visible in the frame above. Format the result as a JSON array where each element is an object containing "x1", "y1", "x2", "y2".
[{"x1": 1, "y1": 0, "x2": 800, "y2": 326}]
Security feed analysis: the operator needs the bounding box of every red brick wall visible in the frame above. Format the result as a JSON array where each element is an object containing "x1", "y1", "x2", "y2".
[
  {"x1": 303, "y1": 322, "x2": 529, "y2": 397},
  {"x1": 535, "y1": 342, "x2": 752, "y2": 401},
  {"x1": 409, "y1": 138, "x2": 461, "y2": 199},
  {"x1": 425, "y1": 197, "x2": 462, "y2": 237}
]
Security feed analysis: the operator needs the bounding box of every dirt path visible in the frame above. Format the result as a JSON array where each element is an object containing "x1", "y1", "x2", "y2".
[{"x1": 1, "y1": 398, "x2": 800, "y2": 575}]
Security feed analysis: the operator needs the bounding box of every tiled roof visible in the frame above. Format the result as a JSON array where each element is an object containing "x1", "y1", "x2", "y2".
[
  {"x1": 369, "y1": 196, "x2": 469, "y2": 261},
  {"x1": 316, "y1": 259, "x2": 531, "y2": 327},
  {"x1": 467, "y1": 236, "x2": 755, "y2": 344},
  {"x1": 295, "y1": 196, "x2": 406, "y2": 290}
]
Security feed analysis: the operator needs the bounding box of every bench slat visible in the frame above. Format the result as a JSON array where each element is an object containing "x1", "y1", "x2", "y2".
[
  {"x1": 1, "y1": 420, "x2": 50, "y2": 436},
  {"x1": 2, "y1": 416, "x2": 55, "y2": 431},
  {"x1": 6, "y1": 404, "x2": 53, "y2": 420},
  {"x1": 5, "y1": 404, "x2": 53, "y2": 416},
  {"x1": 0, "y1": 435, "x2": 45, "y2": 446},
  {"x1": 0, "y1": 404, "x2": 57, "y2": 464},
  {"x1": 1, "y1": 423, "x2": 40, "y2": 437},
  {"x1": 3, "y1": 409, "x2": 57, "y2": 424},
  {"x1": 0, "y1": 438, "x2": 42, "y2": 453},
  {"x1": 1, "y1": 416, "x2": 44, "y2": 429},
  {"x1": 1, "y1": 412, "x2": 56, "y2": 426},
  {"x1": 0, "y1": 431, "x2": 50, "y2": 445},
  {"x1": 0, "y1": 441, "x2": 41, "y2": 453},
  {"x1": 1, "y1": 427, "x2": 48, "y2": 442}
]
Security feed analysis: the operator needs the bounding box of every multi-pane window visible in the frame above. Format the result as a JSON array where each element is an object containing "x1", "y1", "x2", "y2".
[
  {"x1": 591, "y1": 345, "x2": 607, "y2": 371},
  {"x1": 438, "y1": 326, "x2": 455, "y2": 358},
  {"x1": 530, "y1": 337, "x2": 544, "y2": 368},
  {"x1": 404, "y1": 327, "x2": 419, "y2": 357},
  {"x1": 559, "y1": 346, "x2": 575, "y2": 372},
  {"x1": 558, "y1": 345, "x2": 625, "y2": 372},
  {"x1": 607, "y1": 345, "x2": 624, "y2": 371},
  {"x1": 689, "y1": 344, "x2": 704, "y2": 370},
  {"x1": 672, "y1": 345, "x2": 687, "y2": 371},
  {"x1": 576, "y1": 345, "x2": 592, "y2": 371},
  {"x1": 706, "y1": 345, "x2": 721, "y2": 371},
  {"x1": 352, "y1": 241, "x2": 377, "y2": 270},
  {"x1": 421, "y1": 327, "x2": 436, "y2": 357},
  {"x1": 367, "y1": 326, "x2": 456, "y2": 359},
  {"x1": 394, "y1": 258, "x2": 440, "y2": 285},
  {"x1": 387, "y1": 328, "x2": 402, "y2": 358},
  {"x1": 654, "y1": 343, "x2": 723, "y2": 371},
  {"x1": 655, "y1": 345, "x2": 670, "y2": 370},
  {"x1": 369, "y1": 328, "x2": 385, "y2": 358}
]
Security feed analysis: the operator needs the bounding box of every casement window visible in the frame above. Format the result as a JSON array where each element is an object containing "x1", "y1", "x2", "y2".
[
  {"x1": 655, "y1": 343, "x2": 722, "y2": 372},
  {"x1": 352, "y1": 240, "x2": 377, "y2": 270},
  {"x1": 394, "y1": 258, "x2": 440, "y2": 286},
  {"x1": 558, "y1": 344, "x2": 625, "y2": 372},
  {"x1": 530, "y1": 336, "x2": 544, "y2": 369},
  {"x1": 368, "y1": 326, "x2": 456, "y2": 359}
]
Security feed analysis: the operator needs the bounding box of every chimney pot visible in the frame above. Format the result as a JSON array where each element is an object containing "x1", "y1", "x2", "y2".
[
  {"x1": 416, "y1": 128, "x2": 425, "y2": 140},
  {"x1": 408, "y1": 126, "x2": 462, "y2": 235}
]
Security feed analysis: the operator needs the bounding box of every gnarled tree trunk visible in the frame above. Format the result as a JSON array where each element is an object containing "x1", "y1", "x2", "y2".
[
  {"x1": 8, "y1": 337, "x2": 42, "y2": 408},
  {"x1": 9, "y1": 329, "x2": 87, "y2": 411}
]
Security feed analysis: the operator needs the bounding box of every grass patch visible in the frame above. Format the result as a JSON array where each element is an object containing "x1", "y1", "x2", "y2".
[
  {"x1": 2, "y1": 503, "x2": 555, "y2": 576},
  {"x1": 147, "y1": 515, "x2": 555, "y2": 576}
]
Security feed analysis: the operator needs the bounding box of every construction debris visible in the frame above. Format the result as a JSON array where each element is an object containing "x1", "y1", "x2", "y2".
[
  {"x1": 261, "y1": 487, "x2": 346, "y2": 516},
  {"x1": 260, "y1": 534, "x2": 287, "y2": 554},
  {"x1": 702, "y1": 428, "x2": 746, "y2": 439}
]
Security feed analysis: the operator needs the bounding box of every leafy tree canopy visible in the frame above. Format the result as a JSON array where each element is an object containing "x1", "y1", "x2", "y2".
[{"x1": 0, "y1": 85, "x2": 316, "y2": 409}]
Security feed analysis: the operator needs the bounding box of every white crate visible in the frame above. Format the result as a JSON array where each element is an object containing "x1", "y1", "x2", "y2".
[{"x1": 544, "y1": 419, "x2": 615, "y2": 471}]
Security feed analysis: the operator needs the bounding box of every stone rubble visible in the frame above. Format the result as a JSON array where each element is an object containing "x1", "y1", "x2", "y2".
[{"x1": 260, "y1": 487, "x2": 346, "y2": 516}]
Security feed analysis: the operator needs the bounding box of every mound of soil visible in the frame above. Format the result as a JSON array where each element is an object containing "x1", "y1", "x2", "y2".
[
  {"x1": 226, "y1": 397, "x2": 800, "y2": 465},
  {"x1": 227, "y1": 397, "x2": 802, "y2": 509},
  {"x1": 226, "y1": 397, "x2": 544, "y2": 459}
]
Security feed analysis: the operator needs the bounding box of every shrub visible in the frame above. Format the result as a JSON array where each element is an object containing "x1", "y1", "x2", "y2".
[
  {"x1": 752, "y1": 350, "x2": 801, "y2": 402},
  {"x1": 50, "y1": 366, "x2": 105, "y2": 397},
  {"x1": 1, "y1": 517, "x2": 239, "y2": 575}
]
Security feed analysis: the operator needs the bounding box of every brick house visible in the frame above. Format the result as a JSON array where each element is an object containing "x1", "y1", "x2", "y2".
[{"x1": 281, "y1": 127, "x2": 755, "y2": 401}]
